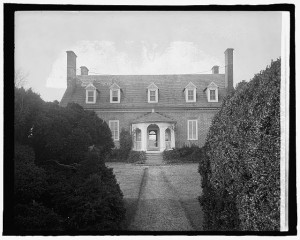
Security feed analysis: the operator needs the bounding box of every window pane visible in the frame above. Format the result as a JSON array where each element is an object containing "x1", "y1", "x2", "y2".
[
  {"x1": 112, "y1": 90, "x2": 119, "y2": 102},
  {"x1": 110, "y1": 121, "x2": 119, "y2": 140},
  {"x1": 150, "y1": 96, "x2": 156, "y2": 101},
  {"x1": 87, "y1": 91, "x2": 95, "y2": 102},
  {"x1": 112, "y1": 90, "x2": 118, "y2": 97},
  {"x1": 188, "y1": 90, "x2": 194, "y2": 100},
  {"x1": 188, "y1": 121, "x2": 192, "y2": 139},
  {"x1": 210, "y1": 90, "x2": 215, "y2": 100},
  {"x1": 193, "y1": 121, "x2": 197, "y2": 139}
]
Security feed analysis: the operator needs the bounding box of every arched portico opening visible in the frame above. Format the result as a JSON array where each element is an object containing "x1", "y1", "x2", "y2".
[{"x1": 147, "y1": 124, "x2": 160, "y2": 151}]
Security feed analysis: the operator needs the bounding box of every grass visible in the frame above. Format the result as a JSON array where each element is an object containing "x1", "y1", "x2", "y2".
[
  {"x1": 106, "y1": 162, "x2": 204, "y2": 231},
  {"x1": 105, "y1": 163, "x2": 147, "y2": 229}
]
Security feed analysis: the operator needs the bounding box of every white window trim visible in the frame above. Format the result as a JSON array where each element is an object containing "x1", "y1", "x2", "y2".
[
  {"x1": 86, "y1": 90, "x2": 96, "y2": 104},
  {"x1": 148, "y1": 89, "x2": 158, "y2": 103},
  {"x1": 185, "y1": 88, "x2": 196, "y2": 102},
  {"x1": 109, "y1": 120, "x2": 119, "y2": 141},
  {"x1": 187, "y1": 120, "x2": 198, "y2": 140},
  {"x1": 207, "y1": 88, "x2": 218, "y2": 102},
  {"x1": 110, "y1": 89, "x2": 121, "y2": 103}
]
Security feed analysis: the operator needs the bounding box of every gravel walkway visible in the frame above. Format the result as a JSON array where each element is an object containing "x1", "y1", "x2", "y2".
[{"x1": 129, "y1": 167, "x2": 194, "y2": 231}]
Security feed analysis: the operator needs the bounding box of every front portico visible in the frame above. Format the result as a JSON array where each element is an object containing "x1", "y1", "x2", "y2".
[{"x1": 132, "y1": 112, "x2": 176, "y2": 152}]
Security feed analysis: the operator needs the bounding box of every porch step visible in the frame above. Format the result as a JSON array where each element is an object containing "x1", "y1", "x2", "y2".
[{"x1": 144, "y1": 152, "x2": 164, "y2": 165}]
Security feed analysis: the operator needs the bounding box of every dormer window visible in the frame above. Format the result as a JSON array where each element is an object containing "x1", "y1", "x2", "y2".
[
  {"x1": 205, "y1": 82, "x2": 219, "y2": 102},
  {"x1": 147, "y1": 82, "x2": 158, "y2": 103},
  {"x1": 85, "y1": 83, "x2": 97, "y2": 104},
  {"x1": 184, "y1": 82, "x2": 197, "y2": 102},
  {"x1": 210, "y1": 89, "x2": 216, "y2": 101},
  {"x1": 110, "y1": 83, "x2": 121, "y2": 103}
]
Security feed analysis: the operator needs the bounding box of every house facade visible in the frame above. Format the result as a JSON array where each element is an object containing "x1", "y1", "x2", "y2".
[{"x1": 60, "y1": 48, "x2": 234, "y2": 152}]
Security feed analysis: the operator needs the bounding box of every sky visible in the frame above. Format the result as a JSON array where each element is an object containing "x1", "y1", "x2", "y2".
[{"x1": 15, "y1": 11, "x2": 282, "y2": 102}]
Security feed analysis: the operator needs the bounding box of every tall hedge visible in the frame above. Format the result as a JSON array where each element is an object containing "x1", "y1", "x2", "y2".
[
  {"x1": 13, "y1": 87, "x2": 125, "y2": 232},
  {"x1": 199, "y1": 59, "x2": 280, "y2": 231}
]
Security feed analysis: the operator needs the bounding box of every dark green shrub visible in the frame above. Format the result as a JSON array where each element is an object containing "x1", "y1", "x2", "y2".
[
  {"x1": 163, "y1": 145, "x2": 203, "y2": 163},
  {"x1": 199, "y1": 59, "x2": 280, "y2": 231},
  {"x1": 43, "y1": 151, "x2": 126, "y2": 231},
  {"x1": 119, "y1": 128, "x2": 133, "y2": 159},
  {"x1": 14, "y1": 202, "x2": 63, "y2": 231},
  {"x1": 30, "y1": 102, "x2": 114, "y2": 165},
  {"x1": 127, "y1": 151, "x2": 146, "y2": 164}
]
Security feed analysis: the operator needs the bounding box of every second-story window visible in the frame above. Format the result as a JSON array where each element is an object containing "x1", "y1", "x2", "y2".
[
  {"x1": 110, "y1": 83, "x2": 121, "y2": 103},
  {"x1": 185, "y1": 82, "x2": 197, "y2": 102},
  {"x1": 147, "y1": 82, "x2": 158, "y2": 103},
  {"x1": 210, "y1": 89, "x2": 216, "y2": 101},
  {"x1": 85, "y1": 83, "x2": 97, "y2": 104},
  {"x1": 206, "y1": 82, "x2": 219, "y2": 102},
  {"x1": 150, "y1": 90, "x2": 156, "y2": 102}
]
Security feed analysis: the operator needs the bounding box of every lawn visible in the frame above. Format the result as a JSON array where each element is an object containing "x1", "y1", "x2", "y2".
[{"x1": 106, "y1": 162, "x2": 203, "y2": 231}]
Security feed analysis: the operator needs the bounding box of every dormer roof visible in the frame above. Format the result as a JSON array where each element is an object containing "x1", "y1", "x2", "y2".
[
  {"x1": 184, "y1": 81, "x2": 197, "y2": 90},
  {"x1": 147, "y1": 82, "x2": 158, "y2": 89},
  {"x1": 85, "y1": 83, "x2": 97, "y2": 90},
  {"x1": 204, "y1": 82, "x2": 219, "y2": 92},
  {"x1": 110, "y1": 82, "x2": 121, "y2": 90}
]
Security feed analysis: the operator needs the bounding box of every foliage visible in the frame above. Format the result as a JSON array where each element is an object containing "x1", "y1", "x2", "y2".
[
  {"x1": 163, "y1": 145, "x2": 203, "y2": 163},
  {"x1": 30, "y1": 101, "x2": 114, "y2": 165},
  {"x1": 119, "y1": 128, "x2": 133, "y2": 160},
  {"x1": 127, "y1": 151, "x2": 147, "y2": 164},
  {"x1": 199, "y1": 59, "x2": 281, "y2": 231},
  {"x1": 14, "y1": 87, "x2": 44, "y2": 144},
  {"x1": 13, "y1": 86, "x2": 125, "y2": 232},
  {"x1": 45, "y1": 152, "x2": 125, "y2": 231}
]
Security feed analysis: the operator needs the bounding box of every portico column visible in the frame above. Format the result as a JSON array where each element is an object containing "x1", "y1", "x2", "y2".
[
  {"x1": 140, "y1": 124, "x2": 148, "y2": 151},
  {"x1": 171, "y1": 125, "x2": 175, "y2": 148},
  {"x1": 159, "y1": 126, "x2": 167, "y2": 152}
]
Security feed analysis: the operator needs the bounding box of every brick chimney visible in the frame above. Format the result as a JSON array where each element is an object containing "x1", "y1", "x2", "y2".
[
  {"x1": 66, "y1": 51, "x2": 77, "y2": 89},
  {"x1": 225, "y1": 48, "x2": 234, "y2": 93},
  {"x1": 211, "y1": 65, "x2": 219, "y2": 74},
  {"x1": 80, "y1": 66, "x2": 89, "y2": 75}
]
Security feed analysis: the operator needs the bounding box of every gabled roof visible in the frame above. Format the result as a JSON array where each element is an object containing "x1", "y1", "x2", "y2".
[
  {"x1": 60, "y1": 74, "x2": 226, "y2": 108},
  {"x1": 132, "y1": 112, "x2": 176, "y2": 123},
  {"x1": 204, "y1": 82, "x2": 219, "y2": 92},
  {"x1": 184, "y1": 81, "x2": 197, "y2": 90},
  {"x1": 85, "y1": 83, "x2": 97, "y2": 90},
  {"x1": 110, "y1": 82, "x2": 120, "y2": 90},
  {"x1": 147, "y1": 82, "x2": 158, "y2": 89}
]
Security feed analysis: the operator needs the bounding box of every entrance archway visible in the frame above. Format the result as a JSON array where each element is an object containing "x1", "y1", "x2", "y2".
[{"x1": 147, "y1": 124, "x2": 160, "y2": 151}]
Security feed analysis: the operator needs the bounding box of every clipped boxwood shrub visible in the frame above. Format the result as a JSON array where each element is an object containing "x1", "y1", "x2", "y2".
[
  {"x1": 127, "y1": 151, "x2": 146, "y2": 164},
  {"x1": 199, "y1": 59, "x2": 280, "y2": 231},
  {"x1": 163, "y1": 145, "x2": 203, "y2": 163}
]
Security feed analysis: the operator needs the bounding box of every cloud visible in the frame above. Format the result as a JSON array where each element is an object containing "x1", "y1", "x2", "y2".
[{"x1": 46, "y1": 40, "x2": 223, "y2": 88}]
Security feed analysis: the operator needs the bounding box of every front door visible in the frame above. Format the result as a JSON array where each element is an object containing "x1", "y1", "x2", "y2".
[{"x1": 148, "y1": 130, "x2": 159, "y2": 150}]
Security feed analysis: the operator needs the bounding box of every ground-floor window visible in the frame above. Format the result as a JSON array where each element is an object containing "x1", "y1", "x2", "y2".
[
  {"x1": 109, "y1": 120, "x2": 119, "y2": 141},
  {"x1": 188, "y1": 120, "x2": 198, "y2": 140}
]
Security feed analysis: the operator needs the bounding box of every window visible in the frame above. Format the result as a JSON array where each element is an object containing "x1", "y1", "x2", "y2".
[
  {"x1": 210, "y1": 90, "x2": 216, "y2": 101},
  {"x1": 188, "y1": 120, "x2": 198, "y2": 140},
  {"x1": 206, "y1": 82, "x2": 218, "y2": 102},
  {"x1": 188, "y1": 90, "x2": 195, "y2": 101},
  {"x1": 86, "y1": 90, "x2": 96, "y2": 103},
  {"x1": 110, "y1": 83, "x2": 121, "y2": 103},
  {"x1": 150, "y1": 90, "x2": 156, "y2": 102},
  {"x1": 110, "y1": 89, "x2": 120, "y2": 103},
  {"x1": 147, "y1": 82, "x2": 158, "y2": 103},
  {"x1": 185, "y1": 82, "x2": 197, "y2": 102},
  {"x1": 109, "y1": 120, "x2": 119, "y2": 141}
]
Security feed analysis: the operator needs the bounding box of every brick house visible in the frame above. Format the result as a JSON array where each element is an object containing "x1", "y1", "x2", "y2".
[{"x1": 60, "y1": 48, "x2": 234, "y2": 152}]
